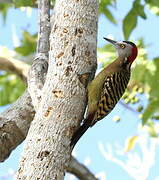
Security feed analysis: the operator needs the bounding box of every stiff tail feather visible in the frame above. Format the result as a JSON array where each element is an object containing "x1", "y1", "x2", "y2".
[
  {"x1": 70, "y1": 121, "x2": 90, "y2": 148},
  {"x1": 70, "y1": 113, "x2": 94, "y2": 148}
]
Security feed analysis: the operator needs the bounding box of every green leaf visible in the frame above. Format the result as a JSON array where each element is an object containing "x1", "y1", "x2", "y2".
[
  {"x1": 123, "y1": 0, "x2": 146, "y2": 39},
  {"x1": 145, "y1": 0, "x2": 159, "y2": 7},
  {"x1": 13, "y1": 0, "x2": 33, "y2": 7},
  {"x1": 103, "y1": 7, "x2": 116, "y2": 24},
  {"x1": 142, "y1": 99, "x2": 159, "y2": 125},
  {"x1": 99, "y1": 0, "x2": 116, "y2": 24},
  {"x1": 0, "y1": 72, "x2": 25, "y2": 106},
  {"x1": 134, "y1": 0, "x2": 147, "y2": 19},
  {"x1": 123, "y1": 9, "x2": 137, "y2": 40},
  {"x1": 147, "y1": 121, "x2": 158, "y2": 137},
  {"x1": 0, "y1": 4, "x2": 12, "y2": 23},
  {"x1": 145, "y1": 0, "x2": 159, "y2": 15},
  {"x1": 131, "y1": 63, "x2": 147, "y2": 84},
  {"x1": 143, "y1": 58, "x2": 159, "y2": 98},
  {"x1": 135, "y1": 5, "x2": 147, "y2": 19},
  {"x1": 15, "y1": 31, "x2": 37, "y2": 56}
]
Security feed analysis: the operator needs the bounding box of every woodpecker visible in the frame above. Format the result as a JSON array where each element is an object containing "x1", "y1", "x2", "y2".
[{"x1": 71, "y1": 38, "x2": 138, "y2": 147}]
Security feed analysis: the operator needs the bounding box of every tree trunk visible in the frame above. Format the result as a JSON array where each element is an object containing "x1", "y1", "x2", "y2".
[{"x1": 16, "y1": 0, "x2": 98, "y2": 179}]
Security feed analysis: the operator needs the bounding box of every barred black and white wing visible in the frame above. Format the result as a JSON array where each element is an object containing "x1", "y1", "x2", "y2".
[{"x1": 91, "y1": 71, "x2": 130, "y2": 126}]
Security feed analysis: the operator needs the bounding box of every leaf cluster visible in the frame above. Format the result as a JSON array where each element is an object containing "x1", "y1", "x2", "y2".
[
  {"x1": 0, "y1": 31, "x2": 36, "y2": 106},
  {"x1": 14, "y1": 31, "x2": 37, "y2": 56},
  {"x1": 0, "y1": 71, "x2": 25, "y2": 106}
]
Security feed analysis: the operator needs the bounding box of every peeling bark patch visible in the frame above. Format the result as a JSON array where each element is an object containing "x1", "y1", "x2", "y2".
[
  {"x1": 75, "y1": 28, "x2": 83, "y2": 37},
  {"x1": 18, "y1": 167, "x2": 22, "y2": 173},
  {"x1": 64, "y1": 126, "x2": 76, "y2": 136},
  {"x1": 48, "y1": 107, "x2": 53, "y2": 111},
  {"x1": 75, "y1": 28, "x2": 78, "y2": 36},
  {"x1": 78, "y1": 72, "x2": 90, "y2": 87},
  {"x1": 56, "y1": 62, "x2": 62, "y2": 66},
  {"x1": 53, "y1": 24, "x2": 57, "y2": 32},
  {"x1": 64, "y1": 13, "x2": 69, "y2": 17},
  {"x1": 71, "y1": 45, "x2": 76, "y2": 56},
  {"x1": 85, "y1": 50, "x2": 90, "y2": 57},
  {"x1": 56, "y1": 52, "x2": 64, "y2": 58},
  {"x1": 78, "y1": 28, "x2": 83, "y2": 34},
  {"x1": 52, "y1": 89, "x2": 64, "y2": 98},
  {"x1": 37, "y1": 150, "x2": 50, "y2": 161},
  {"x1": 44, "y1": 111, "x2": 49, "y2": 117},
  {"x1": 44, "y1": 107, "x2": 53, "y2": 117},
  {"x1": 63, "y1": 28, "x2": 68, "y2": 33},
  {"x1": 65, "y1": 66, "x2": 73, "y2": 76},
  {"x1": 64, "y1": 41, "x2": 69, "y2": 47},
  {"x1": 37, "y1": 96, "x2": 42, "y2": 101},
  {"x1": 87, "y1": 60, "x2": 92, "y2": 65}
]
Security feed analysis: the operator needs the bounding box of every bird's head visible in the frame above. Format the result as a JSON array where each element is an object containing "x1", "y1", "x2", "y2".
[{"x1": 104, "y1": 37, "x2": 138, "y2": 64}]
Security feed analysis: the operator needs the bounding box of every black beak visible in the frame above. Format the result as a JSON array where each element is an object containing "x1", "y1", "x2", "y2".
[{"x1": 103, "y1": 37, "x2": 117, "y2": 46}]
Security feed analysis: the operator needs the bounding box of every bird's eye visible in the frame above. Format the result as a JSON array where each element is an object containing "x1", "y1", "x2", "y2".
[{"x1": 120, "y1": 44, "x2": 126, "y2": 49}]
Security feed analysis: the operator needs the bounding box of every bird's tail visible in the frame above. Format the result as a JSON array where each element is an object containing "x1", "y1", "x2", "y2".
[
  {"x1": 70, "y1": 113, "x2": 94, "y2": 148},
  {"x1": 70, "y1": 121, "x2": 90, "y2": 148}
]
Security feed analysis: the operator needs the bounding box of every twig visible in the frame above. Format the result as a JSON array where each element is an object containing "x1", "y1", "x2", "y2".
[
  {"x1": 0, "y1": 57, "x2": 29, "y2": 82},
  {"x1": 67, "y1": 156, "x2": 98, "y2": 180},
  {"x1": 27, "y1": 0, "x2": 50, "y2": 111},
  {"x1": 119, "y1": 101, "x2": 138, "y2": 114}
]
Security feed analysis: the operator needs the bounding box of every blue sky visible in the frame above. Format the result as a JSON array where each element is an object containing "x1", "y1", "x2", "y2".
[{"x1": 1, "y1": 1, "x2": 159, "y2": 180}]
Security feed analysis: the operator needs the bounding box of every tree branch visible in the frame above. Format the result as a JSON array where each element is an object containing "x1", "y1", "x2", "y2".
[
  {"x1": 37, "y1": 0, "x2": 50, "y2": 54},
  {"x1": 0, "y1": 90, "x2": 97, "y2": 179},
  {"x1": 27, "y1": 59, "x2": 48, "y2": 110},
  {"x1": 0, "y1": 57, "x2": 29, "y2": 82},
  {"x1": 27, "y1": 0, "x2": 50, "y2": 111},
  {"x1": 67, "y1": 156, "x2": 98, "y2": 180},
  {"x1": 119, "y1": 101, "x2": 138, "y2": 114},
  {"x1": 0, "y1": 90, "x2": 34, "y2": 162},
  {"x1": 0, "y1": 0, "x2": 96, "y2": 180},
  {"x1": 0, "y1": 84, "x2": 98, "y2": 180},
  {"x1": 16, "y1": 0, "x2": 98, "y2": 178}
]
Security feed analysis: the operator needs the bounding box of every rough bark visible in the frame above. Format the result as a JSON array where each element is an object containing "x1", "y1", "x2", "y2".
[
  {"x1": 0, "y1": 57, "x2": 97, "y2": 179},
  {"x1": 27, "y1": 0, "x2": 50, "y2": 111},
  {"x1": 0, "y1": 90, "x2": 34, "y2": 162},
  {"x1": 0, "y1": 90, "x2": 97, "y2": 180},
  {"x1": 16, "y1": 0, "x2": 98, "y2": 179},
  {"x1": 0, "y1": 56, "x2": 33, "y2": 162}
]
